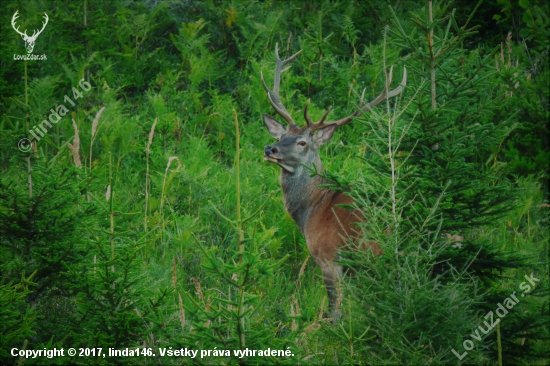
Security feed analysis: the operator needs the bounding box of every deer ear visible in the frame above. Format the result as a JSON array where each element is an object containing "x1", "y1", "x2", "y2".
[
  {"x1": 263, "y1": 114, "x2": 286, "y2": 139},
  {"x1": 313, "y1": 124, "x2": 337, "y2": 146}
]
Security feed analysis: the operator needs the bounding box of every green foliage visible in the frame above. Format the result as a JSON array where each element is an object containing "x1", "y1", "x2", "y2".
[
  {"x1": 310, "y1": 2, "x2": 548, "y2": 364},
  {"x1": 0, "y1": 271, "x2": 38, "y2": 361},
  {"x1": 0, "y1": 163, "x2": 92, "y2": 348},
  {"x1": 0, "y1": 0, "x2": 547, "y2": 365}
]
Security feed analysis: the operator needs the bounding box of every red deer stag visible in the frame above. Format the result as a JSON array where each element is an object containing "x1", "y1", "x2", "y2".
[{"x1": 261, "y1": 44, "x2": 406, "y2": 318}]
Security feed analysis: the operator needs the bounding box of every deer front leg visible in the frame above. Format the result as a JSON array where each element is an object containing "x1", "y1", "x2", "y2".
[{"x1": 320, "y1": 262, "x2": 343, "y2": 321}]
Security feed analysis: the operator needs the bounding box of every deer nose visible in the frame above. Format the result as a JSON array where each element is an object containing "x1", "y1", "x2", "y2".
[{"x1": 265, "y1": 145, "x2": 278, "y2": 156}]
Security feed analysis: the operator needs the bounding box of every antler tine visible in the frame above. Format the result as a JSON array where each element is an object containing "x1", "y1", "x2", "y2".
[
  {"x1": 262, "y1": 43, "x2": 302, "y2": 125},
  {"x1": 357, "y1": 66, "x2": 407, "y2": 112},
  {"x1": 304, "y1": 100, "x2": 333, "y2": 130},
  {"x1": 304, "y1": 99, "x2": 313, "y2": 126},
  {"x1": 360, "y1": 88, "x2": 366, "y2": 105},
  {"x1": 387, "y1": 65, "x2": 394, "y2": 89},
  {"x1": 308, "y1": 66, "x2": 407, "y2": 132},
  {"x1": 318, "y1": 106, "x2": 333, "y2": 124},
  {"x1": 386, "y1": 66, "x2": 407, "y2": 99}
]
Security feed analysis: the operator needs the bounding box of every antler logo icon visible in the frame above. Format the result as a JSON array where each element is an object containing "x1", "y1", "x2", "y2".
[{"x1": 11, "y1": 11, "x2": 49, "y2": 54}]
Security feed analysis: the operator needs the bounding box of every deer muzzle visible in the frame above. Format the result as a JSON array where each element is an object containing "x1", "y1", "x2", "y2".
[{"x1": 264, "y1": 145, "x2": 280, "y2": 163}]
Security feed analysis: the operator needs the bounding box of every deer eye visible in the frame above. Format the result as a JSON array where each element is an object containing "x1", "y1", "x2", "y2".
[{"x1": 297, "y1": 141, "x2": 306, "y2": 146}]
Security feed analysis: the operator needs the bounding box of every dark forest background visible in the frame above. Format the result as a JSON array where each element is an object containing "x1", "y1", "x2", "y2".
[{"x1": 1, "y1": 0, "x2": 548, "y2": 364}]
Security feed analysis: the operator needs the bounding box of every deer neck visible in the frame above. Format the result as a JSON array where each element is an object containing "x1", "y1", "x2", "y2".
[{"x1": 279, "y1": 159, "x2": 330, "y2": 233}]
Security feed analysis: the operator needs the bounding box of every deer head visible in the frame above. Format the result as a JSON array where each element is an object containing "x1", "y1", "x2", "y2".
[
  {"x1": 12, "y1": 11, "x2": 49, "y2": 54},
  {"x1": 262, "y1": 43, "x2": 406, "y2": 175}
]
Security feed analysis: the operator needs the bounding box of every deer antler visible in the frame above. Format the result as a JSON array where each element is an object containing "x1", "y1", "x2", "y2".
[
  {"x1": 305, "y1": 65, "x2": 407, "y2": 132},
  {"x1": 11, "y1": 11, "x2": 48, "y2": 40},
  {"x1": 11, "y1": 11, "x2": 27, "y2": 38},
  {"x1": 32, "y1": 13, "x2": 49, "y2": 39},
  {"x1": 261, "y1": 43, "x2": 302, "y2": 125}
]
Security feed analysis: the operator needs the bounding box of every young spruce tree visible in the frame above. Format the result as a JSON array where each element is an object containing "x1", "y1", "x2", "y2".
[{"x1": 320, "y1": 1, "x2": 547, "y2": 364}]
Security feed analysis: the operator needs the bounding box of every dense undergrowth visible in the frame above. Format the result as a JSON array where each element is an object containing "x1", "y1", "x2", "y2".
[{"x1": 1, "y1": 0, "x2": 548, "y2": 365}]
